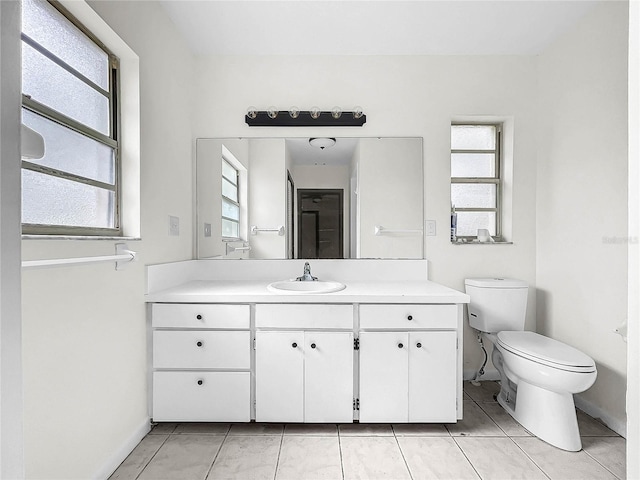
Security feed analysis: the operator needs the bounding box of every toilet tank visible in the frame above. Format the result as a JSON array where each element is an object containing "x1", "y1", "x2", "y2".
[{"x1": 464, "y1": 278, "x2": 528, "y2": 333}]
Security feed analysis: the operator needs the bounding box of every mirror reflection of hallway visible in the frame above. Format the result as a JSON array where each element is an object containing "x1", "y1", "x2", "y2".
[{"x1": 297, "y1": 189, "x2": 344, "y2": 258}]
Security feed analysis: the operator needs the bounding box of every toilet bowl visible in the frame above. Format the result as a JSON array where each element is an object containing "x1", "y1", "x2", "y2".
[
  {"x1": 493, "y1": 331, "x2": 597, "y2": 451},
  {"x1": 464, "y1": 278, "x2": 598, "y2": 452}
]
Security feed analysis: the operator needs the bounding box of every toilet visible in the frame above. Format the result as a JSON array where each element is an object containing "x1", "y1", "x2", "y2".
[{"x1": 465, "y1": 278, "x2": 597, "y2": 451}]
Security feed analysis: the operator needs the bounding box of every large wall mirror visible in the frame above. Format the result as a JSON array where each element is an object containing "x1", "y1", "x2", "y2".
[{"x1": 196, "y1": 137, "x2": 424, "y2": 259}]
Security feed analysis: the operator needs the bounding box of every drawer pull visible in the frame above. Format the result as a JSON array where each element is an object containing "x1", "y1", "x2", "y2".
[
  {"x1": 292, "y1": 342, "x2": 298, "y2": 348},
  {"x1": 196, "y1": 341, "x2": 203, "y2": 347},
  {"x1": 310, "y1": 343, "x2": 316, "y2": 349},
  {"x1": 398, "y1": 343, "x2": 404, "y2": 349},
  {"x1": 196, "y1": 314, "x2": 203, "y2": 320},
  {"x1": 416, "y1": 342, "x2": 422, "y2": 348},
  {"x1": 407, "y1": 315, "x2": 413, "y2": 321},
  {"x1": 197, "y1": 379, "x2": 204, "y2": 386}
]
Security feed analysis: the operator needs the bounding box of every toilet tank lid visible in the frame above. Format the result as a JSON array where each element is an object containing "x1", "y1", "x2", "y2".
[{"x1": 465, "y1": 278, "x2": 528, "y2": 289}]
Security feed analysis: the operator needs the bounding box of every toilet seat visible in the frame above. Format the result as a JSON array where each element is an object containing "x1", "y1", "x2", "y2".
[{"x1": 497, "y1": 331, "x2": 596, "y2": 373}]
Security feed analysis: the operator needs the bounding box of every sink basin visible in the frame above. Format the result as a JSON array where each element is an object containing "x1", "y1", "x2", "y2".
[{"x1": 267, "y1": 280, "x2": 346, "y2": 294}]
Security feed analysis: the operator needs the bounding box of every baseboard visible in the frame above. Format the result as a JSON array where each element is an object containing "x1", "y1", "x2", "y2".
[
  {"x1": 574, "y1": 395, "x2": 627, "y2": 438},
  {"x1": 92, "y1": 416, "x2": 151, "y2": 480}
]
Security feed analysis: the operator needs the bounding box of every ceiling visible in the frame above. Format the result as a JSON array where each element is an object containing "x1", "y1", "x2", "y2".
[
  {"x1": 286, "y1": 138, "x2": 358, "y2": 166},
  {"x1": 159, "y1": 0, "x2": 601, "y2": 56}
]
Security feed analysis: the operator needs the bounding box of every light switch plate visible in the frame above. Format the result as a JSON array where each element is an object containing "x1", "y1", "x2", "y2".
[
  {"x1": 426, "y1": 220, "x2": 436, "y2": 236},
  {"x1": 169, "y1": 215, "x2": 180, "y2": 236},
  {"x1": 204, "y1": 223, "x2": 212, "y2": 237}
]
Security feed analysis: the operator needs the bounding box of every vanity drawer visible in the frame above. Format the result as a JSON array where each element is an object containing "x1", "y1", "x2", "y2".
[
  {"x1": 152, "y1": 304, "x2": 250, "y2": 329},
  {"x1": 153, "y1": 371, "x2": 250, "y2": 422},
  {"x1": 255, "y1": 304, "x2": 353, "y2": 329},
  {"x1": 359, "y1": 304, "x2": 457, "y2": 330},
  {"x1": 153, "y1": 330, "x2": 250, "y2": 369}
]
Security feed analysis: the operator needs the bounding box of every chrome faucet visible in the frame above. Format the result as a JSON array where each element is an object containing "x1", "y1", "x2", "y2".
[{"x1": 296, "y1": 262, "x2": 318, "y2": 281}]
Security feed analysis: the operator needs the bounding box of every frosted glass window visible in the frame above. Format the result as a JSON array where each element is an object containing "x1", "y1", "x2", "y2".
[
  {"x1": 451, "y1": 153, "x2": 496, "y2": 178},
  {"x1": 21, "y1": 0, "x2": 119, "y2": 235},
  {"x1": 451, "y1": 125, "x2": 496, "y2": 150},
  {"x1": 22, "y1": 109, "x2": 115, "y2": 184},
  {"x1": 222, "y1": 199, "x2": 240, "y2": 221},
  {"x1": 222, "y1": 158, "x2": 240, "y2": 239},
  {"x1": 222, "y1": 219, "x2": 239, "y2": 238},
  {"x1": 22, "y1": 170, "x2": 115, "y2": 228},
  {"x1": 222, "y1": 160, "x2": 237, "y2": 183},
  {"x1": 451, "y1": 184, "x2": 496, "y2": 209},
  {"x1": 456, "y1": 212, "x2": 497, "y2": 237},
  {"x1": 22, "y1": 42, "x2": 110, "y2": 135},
  {"x1": 451, "y1": 123, "x2": 501, "y2": 240},
  {"x1": 22, "y1": 0, "x2": 109, "y2": 90},
  {"x1": 222, "y1": 179, "x2": 238, "y2": 202}
]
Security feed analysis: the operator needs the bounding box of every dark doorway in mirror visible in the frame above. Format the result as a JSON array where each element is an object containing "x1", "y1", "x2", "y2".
[{"x1": 297, "y1": 189, "x2": 344, "y2": 259}]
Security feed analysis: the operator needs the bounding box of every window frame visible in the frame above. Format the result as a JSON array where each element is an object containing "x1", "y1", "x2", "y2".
[
  {"x1": 450, "y1": 122, "x2": 502, "y2": 241},
  {"x1": 221, "y1": 157, "x2": 241, "y2": 241},
  {"x1": 21, "y1": 0, "x2": 121, "y2": 237}
]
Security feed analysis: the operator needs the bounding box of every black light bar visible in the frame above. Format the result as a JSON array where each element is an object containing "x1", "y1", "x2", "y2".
[{"x1": 245, "y1": 110, "x2": 366, "y2": 127}]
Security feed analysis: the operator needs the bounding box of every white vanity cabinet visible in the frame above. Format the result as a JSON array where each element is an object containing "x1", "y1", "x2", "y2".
[
  {"x1": 358, "y1": 304, "x2": 459, "y2": 423},
  {"x1": 151, "y1": 304, "x2": 251, "y2": 422},
  {"x1": 254, "y1": 304, "x2": 354, "y2": 423}
]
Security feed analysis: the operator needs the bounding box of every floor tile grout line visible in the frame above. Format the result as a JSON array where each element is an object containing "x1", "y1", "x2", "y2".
[
  {"x1": 202, "y1": 423, "x2": 231, "y2": 480},
  {"x1": 581, "y1": 444, "x2": 625, "y2": 480},
  {"x1": 450, "y1": 435, "x2": 486, "y2": 480},
  {"x1": 508, "y1": 435, "x2": 553, "y2": 480},
  {"x1": 392, "y1": 426, "x2": 415, "y2": 480},
  {"x1": 337, "y1": 424, "x2": 346, "y2": 480},
  {"x1": 133, "y1": 429, "x2": 173, "y2": 480},
  {"x1": 272, "y1": 426, "x2": 285, "y2": 480}
]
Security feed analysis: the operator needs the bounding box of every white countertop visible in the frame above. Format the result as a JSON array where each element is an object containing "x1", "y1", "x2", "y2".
[{"x1": 145, "y1": 280, "x2": 470, "y2": 304}]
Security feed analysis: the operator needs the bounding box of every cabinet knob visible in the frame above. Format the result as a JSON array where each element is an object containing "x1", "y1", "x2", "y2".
[
  {"x1": 197, "y1": 379, "x2": 203, "y2": 386},
  {"x1": 416, "y1": 342, "x2": 422, "y2": 348},
  {"x1": 196, "y1": 341, "x2": 203, "y2": 347},
  {"x1": 398, "y1": 343, "x2": 404, "y2": 349},
  {"x1": 407, "y1": 315, "x2": 413, "y2": 321},
  {"x1": 292, "y1": 342, "x2": 298, "y2": 348},
  {"x1": 310, "y1": 343, "x2": 316, "y2": 349},
  {"x1": 196, "y1": 314, "x2": 203, "y2": 320}
]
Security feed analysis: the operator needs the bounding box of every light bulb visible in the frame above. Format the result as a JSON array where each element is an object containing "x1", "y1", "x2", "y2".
[
  {"x1": 267, "y1": 106, "x2": 278, "y2": 119},
  {"x1": 289, "y1": 107, "x2": 300, "y2": 119},
  {"x1": 353, "y1": 106, "x2": 364, "y2": 119},
  {"x1": 246, "y1": 106, "x2": 258, "y2": 119},
  {"x1": 310, "y1": 107, "x2": 321, "y2": 119},
  {"x1": 331, "y1": 107, "x2": 342, "y2": 119}
]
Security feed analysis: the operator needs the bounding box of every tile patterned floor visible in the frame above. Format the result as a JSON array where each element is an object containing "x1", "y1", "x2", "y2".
[{"x1": 110, "y1": 381, "x2": 626, "y2": 480}]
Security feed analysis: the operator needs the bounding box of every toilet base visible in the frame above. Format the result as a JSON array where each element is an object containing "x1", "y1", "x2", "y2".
[{"x1": 499, "y1": 380, "x2": 582, "y2": 451}]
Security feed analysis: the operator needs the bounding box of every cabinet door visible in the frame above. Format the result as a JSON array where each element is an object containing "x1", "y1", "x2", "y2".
[
  {"x1": 408, "y1": 331, "x2": 457, "y2": 422},
  {"x1": 304, "y1": 332, "x2": 354, "y2": 423},
  {"x1": 359, "y1": 332, "x2": 409, "y2": 423},
  {"x1": 255, "y1": 331, "x2": 304, "y2": 422}
]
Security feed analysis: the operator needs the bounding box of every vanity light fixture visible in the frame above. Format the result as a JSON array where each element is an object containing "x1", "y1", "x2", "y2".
[
  {"x1": 245, "y1": 107, "x2": 366, "y2": 127},
  {"x1": 309, "y1": 137, "x2": 336, "y2": 150}
]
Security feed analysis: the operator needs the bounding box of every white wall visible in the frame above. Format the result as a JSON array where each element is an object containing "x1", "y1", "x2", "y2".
[
  {"x1": 248, "y1": 138, "x2": 287, "y2": 258},
  {"x1": 537, "y1": 2, "x2": 628, "y2": 433},
  {"x1": 0, "y1": 1, "x2": 25, "y2": 477},
  {"x1": 358, "y1": 138, "x2": 423, "y2": 259},
  {"x1": 627, "y1": 1, "x2": 639, "y2": 473},
  {"x1": 192, "y1": 54, "x2": 539, "y2": 379},
  {"x1": 20, "y1": 1, "x2": 195, "y2": 478}
]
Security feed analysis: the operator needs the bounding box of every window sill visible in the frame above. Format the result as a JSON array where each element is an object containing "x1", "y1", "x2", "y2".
[
  {"x1": 452, "y1": 240, "x2": 513, "y2": 245},
  {"x1": 22, "y1": 235, "x2": 141, "y2": 241}
]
